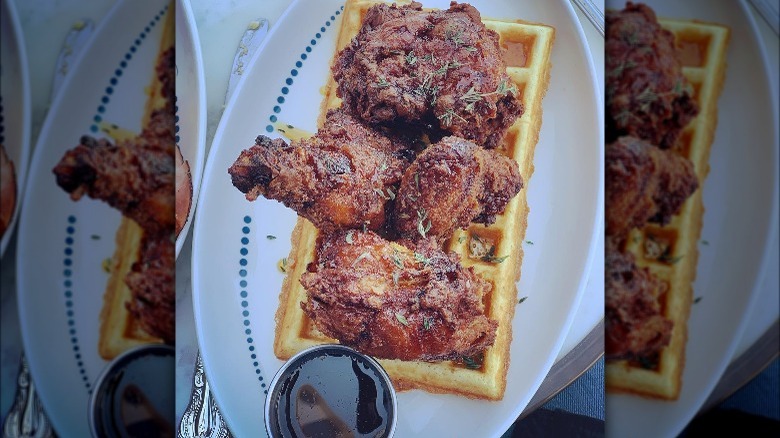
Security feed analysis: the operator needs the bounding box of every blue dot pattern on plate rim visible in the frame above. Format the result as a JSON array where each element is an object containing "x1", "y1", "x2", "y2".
[
  {"x1": 264, "y1": 5, "x2": 344, "y2": 134},
  {"x1": 239, "y1": 215, "x2": 268, "y2": 393},
  {"x1": 248, "y1": 4, "x2": 343, "y2": 396},
  {"x1": 89, "y1": 3, "x2": 170, "y2": 134},
  {"x1": 63, "y1": 215, "x2": 92, "y2": 392}
]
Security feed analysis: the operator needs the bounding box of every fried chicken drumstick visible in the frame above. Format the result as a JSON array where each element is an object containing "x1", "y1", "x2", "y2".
[
  {"x1": 301, "y1": 230, "x2": 498, "y2": 361},
  {"x1": 606, "y1": 136, "x2": 698, "y2": 237},
  {"x1": 393, "y1": 136, "x2": 522, "y2": 242},
  {"x1": 333, "y1": 1, "x2": 522, "y2": 148},
  {"x1": 229, "y1": 109, "x2": 418, "y2": 232}
]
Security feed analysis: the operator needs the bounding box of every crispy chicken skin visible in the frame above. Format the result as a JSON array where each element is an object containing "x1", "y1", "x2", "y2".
[
  {"x1": 52, "y1": 107, "x2": 175, "y2": 238},
  {"x1": 605, "y1": 238, "x2": 672, "y2": 363},
  {"x1": 333, "y1": 1, "x2": 523, "y2": 148},
  {"x1": 124, "y1": 235, "x2": 175, "y2": 344},
  {"x1": 606, "y1": 2, "x2": 698, "y2": 150},
  {"x1": 606, "y1": 136, "x2": 698, "y2": 237},
  {"x1": 301, "y1": 230, "x2": 498, "y2": 361},
  {"x1": 229, "y1": 109, "x2": 418, "y2": 232},
  {"x1": 51, "y1": 47, "x2": 175, "y2": 344},
  {"x1": 393, "y1": 136, "x2": 522, "y2": 242}
]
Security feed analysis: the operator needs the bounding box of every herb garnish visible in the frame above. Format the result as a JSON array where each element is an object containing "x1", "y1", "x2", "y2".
[
  {"x1": 414, "y1": 252, "x2": 431, "y2": 266},
  {"x1": 346, "y1": 231, "x2": 354, "y2": 244},
  {"x1": 395, "y1": 312, "x2": 409, "y2": 326},
  {"x1": 266, "y1": 235, "x2": 277, "y2": 240},
  {"x1": 438, "y1": 108, "x2": 467, "y2": 126},
  {"x1": 423, "y1": 317, "x2": 432, "y2": 330},
  {"x1": 518, "y1": 296, "x2": 528, "y2": 304},
  {"x1": 352, "y1": 252, "x2": 372, "y2": 267},
  {"x1": 417, "y1": 208, "x2": 432, "y2": 238},
  {"x1": 391, "y1": 248, "x2": 404, "y2": 269},
  {"x1": 461, "y1": 356, "x2": 481, "y2": 370},
  {"x1": 405, "y1": 50, "x2": 418, "y2": 66}
]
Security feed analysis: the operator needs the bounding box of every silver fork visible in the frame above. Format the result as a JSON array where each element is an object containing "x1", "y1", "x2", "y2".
[{"x1": 571, "y1": 0, "x2": 605, "y2": 37}]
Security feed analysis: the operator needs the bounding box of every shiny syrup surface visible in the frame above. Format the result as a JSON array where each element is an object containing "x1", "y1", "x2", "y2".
[{"x1": 269, "y1": 351, "x2": 393, "y2": 437}]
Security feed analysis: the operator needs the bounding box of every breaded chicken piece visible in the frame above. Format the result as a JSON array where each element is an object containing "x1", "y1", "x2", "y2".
[
  {"x1": 301, "y1": 229, "x2": 497, "y2": 361},
  {"x1": 606, "y1": 2, "x2": 698, "y2": 149},
  {"x1": 605, "y1": 238, "x2": 672, "y2": 365},
  {"x1": 229, "y1": 109, "x2": 419, "y2": 232},
  {"x1": 606, "y1": 136, "x2": 698, "y2": 237},
  {"x1": 333, "y1": 1, "x2": 523, "y2": 148},
  {"x1": 392, "y1": 136, "x2": 522, "y2": 242},
  {"x1": 52, "y1": 107, "x2": 175, "y2": 238}
]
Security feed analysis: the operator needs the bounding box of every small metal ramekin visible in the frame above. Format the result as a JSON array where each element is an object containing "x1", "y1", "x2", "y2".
[
  {"x1": 88, "y1": 343, "x2": 174, "y2": 437},
  {"x1": 264, "y1": 344, "x2": 397, "y2": 437}
]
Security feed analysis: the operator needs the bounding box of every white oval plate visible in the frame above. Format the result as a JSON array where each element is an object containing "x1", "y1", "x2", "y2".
[
  {"x1": 175, "y1": 0, "x2": 207, "y2": 258},
  {"x1": 0, "y1": 0, "x2": 31, "y2": 256},
  {"x1": 604, "y1": 1, "x2": 779, "y2": 437},
  {"x1": 16, "y1": 1, "x2": 170, "y2": 435},
  {"x1": 192, "y1": 0, "x2": 602, "y2": 436}
]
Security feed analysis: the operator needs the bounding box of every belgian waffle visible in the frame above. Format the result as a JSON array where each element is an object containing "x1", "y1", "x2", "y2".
[
  {"x1": 274, "y1": 0, "x2": 555, "y2": 400},
  {"x1": 97, "y1": 4, "x2": 173, "y2": 359},
  {"x1": 605, "y1": 17, "x2": 730, "y2": 400}
]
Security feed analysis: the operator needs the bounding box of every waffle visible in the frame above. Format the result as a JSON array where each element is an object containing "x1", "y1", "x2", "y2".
[
  {"x1": 274, "y1": 0, "x2": 555, "y2": 401},
  {"x1": 605, "y1": 18, "x2": 729, "y2": 400},
  {"x1": 97, "y1": 4, "x2": 173, "y2": 360}
]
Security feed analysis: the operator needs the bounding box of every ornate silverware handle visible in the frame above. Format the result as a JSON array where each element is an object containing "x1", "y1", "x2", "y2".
[
  {"x1": 2, "y1": 355, "x2": 54, "y2": 438},
  {"x1": 178, "y1": 354, "x2": 231, "y2": 438}
]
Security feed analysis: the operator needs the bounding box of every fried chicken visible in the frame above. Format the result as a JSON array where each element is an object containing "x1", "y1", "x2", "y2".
[
  {"x1": 606, "y1": 136, "x2": 698, "y2": 237},
  {"x1": 51, "y1": 47, "x2": 175, "y2": 343},
  {"x1": 393, "y1": 136, "x2": 522, "y2": 242},
  {"x1": 124, "y1": 235, "x2": 175, "y2": 344},
  {"x1": 229, "y1": 109, "x2": 419, "y2": 232},
  {"x1": 300, "y1": 230, "x2": 497, "y2": 361},
  {"x1": 605, "y1": 238, "x2": 672, "y2": 364},
  {"x1": 606, "y1": 2, "x2": 698, "y2": 149},
  {"x1": 333, "y1": 1, "x2": 523, "y2": 148}
]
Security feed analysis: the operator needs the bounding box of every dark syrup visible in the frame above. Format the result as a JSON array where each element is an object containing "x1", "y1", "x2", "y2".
[{"x1": 269, "y1": 351, "x2": 393, "y2": 437}]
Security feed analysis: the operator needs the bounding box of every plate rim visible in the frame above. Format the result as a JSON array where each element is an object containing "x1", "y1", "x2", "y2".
[
  {"x1": 0, "y1": 0, "x2": 32, "y2": 257},
  {"x1": 15, "y1": 0, "x2": 172, "y2": 434},
  {"x1": 174, "y1": 0, "x2": 208, "y2": 258}
]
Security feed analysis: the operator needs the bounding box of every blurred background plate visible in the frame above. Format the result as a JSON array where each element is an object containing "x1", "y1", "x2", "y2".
[
  {"x1": 604, "y1": 1, "x2": 779, "y2": 437},
  {"x1": 16, "y1": 1, "x2": 170, "y2": 434},
  {"x1": 0, "y1": 0, "x2": 32, "y2": 256},
  {"x1": 174, "y1": 0, "x2": 207, "y2": 258}
]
